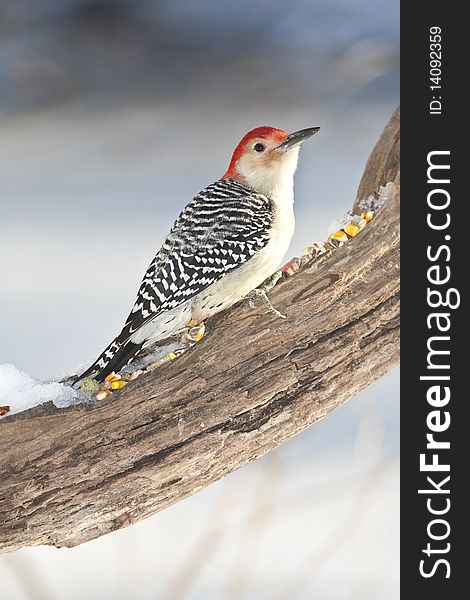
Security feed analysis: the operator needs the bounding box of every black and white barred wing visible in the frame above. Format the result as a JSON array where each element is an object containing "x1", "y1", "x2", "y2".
[
  {"x1": 118, "y1": 180, "x2": 273, "y2": 341},
  {"x1": 72, "y1": 180, "x2": 273, "y2": 384}
]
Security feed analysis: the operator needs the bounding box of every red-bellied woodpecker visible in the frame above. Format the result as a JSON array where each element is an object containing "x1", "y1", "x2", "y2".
[{"x1": 73, "y1": 125, "x2": 320, "y2": 384}]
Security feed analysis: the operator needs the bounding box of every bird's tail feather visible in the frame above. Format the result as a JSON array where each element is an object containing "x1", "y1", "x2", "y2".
[{"x1": 71, "y1": 338, "x2": 143, "y2": 387}]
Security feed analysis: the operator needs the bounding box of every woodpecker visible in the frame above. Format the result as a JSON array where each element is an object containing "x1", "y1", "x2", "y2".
[{"x1": 73, "y1": 125, "x2": 319, "y2": 385}]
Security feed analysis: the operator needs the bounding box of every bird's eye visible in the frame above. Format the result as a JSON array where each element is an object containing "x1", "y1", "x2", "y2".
[{"x1": 254, "y1": 143, "x2": 266, "y2": 153}]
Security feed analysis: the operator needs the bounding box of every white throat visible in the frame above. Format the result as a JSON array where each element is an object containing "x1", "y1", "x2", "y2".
[{"x1": 237, "y1": 147, "x2": 300, "y2": 205}]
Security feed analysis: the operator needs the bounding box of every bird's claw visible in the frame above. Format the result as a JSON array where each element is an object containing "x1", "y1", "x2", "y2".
[
  {"x1": 163, "y1": 321, "x2": 206, "y2": 362},
  {"x1": 246, "y1": 287, "x2": 286, "y2": 319}
]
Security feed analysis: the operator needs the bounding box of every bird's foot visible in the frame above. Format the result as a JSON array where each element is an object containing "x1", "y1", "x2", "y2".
[
  {"x1": 246, "y1": 273, "x2": 286, "y2": 319},
  {"x1": 261, "y1": 270, "x2": 284, "y2": 293},
  {"x1": 158, "y1": 321, "x2": 206, "y2": 364}
]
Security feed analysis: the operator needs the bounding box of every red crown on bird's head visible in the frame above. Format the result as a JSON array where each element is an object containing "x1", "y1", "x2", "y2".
[{"x1": 222, "y1": 126, "x2": 288, "y2": 180}]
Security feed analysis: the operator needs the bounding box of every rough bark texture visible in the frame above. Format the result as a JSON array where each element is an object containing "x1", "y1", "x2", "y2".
[
  {"x1": 354, "y1": 106, "x2": 400, "y2": 214},
  {"x1": 0, "y1": 109, "x2": 400, "y2": 554}
]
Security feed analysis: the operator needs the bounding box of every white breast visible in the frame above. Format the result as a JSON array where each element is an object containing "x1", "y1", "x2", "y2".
[
  {"x1": 139, "y1": 153, "x2": 299, "y2": 339},
  {"x1": 190, "y1": 187, "x2": 295, "y2": 324}
]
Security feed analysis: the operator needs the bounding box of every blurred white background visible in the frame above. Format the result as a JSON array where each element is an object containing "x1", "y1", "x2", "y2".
[{"x1": 0, "y1": 0, "x2": 399, "y2": 598}]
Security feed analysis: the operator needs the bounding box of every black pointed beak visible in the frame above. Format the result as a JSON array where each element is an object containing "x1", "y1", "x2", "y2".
[{"x1": 276, "y1": 127, "x2": 320, "y2": 151}]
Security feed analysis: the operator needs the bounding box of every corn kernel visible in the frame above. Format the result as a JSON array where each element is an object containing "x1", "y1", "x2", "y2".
[
  {"x1": 344, "y1": 223, "x2": 360, "y2": 237},
  {"x1": 361, "y1": 211, "x2": 374, "y2": 223},
  {"x1": 96, "y1": 388, "x2": 111, "y2": 401},
  {"x1": 111, "y1": 380, "x2": 127, "y2": 390},
  {"x1": 194, "y1": 324, "x2": 205, "y2": 342},
  {"x1": 357, "y1": 218, "x2": 368, "y2": 230},
  {"x1": 330, "y1": 230, "x2": 348, "y2": 242}
]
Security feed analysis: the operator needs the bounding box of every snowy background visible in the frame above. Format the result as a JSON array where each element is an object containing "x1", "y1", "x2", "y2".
[{"x1": 0, "y1": 0, "x2": 399, "y2": 598}]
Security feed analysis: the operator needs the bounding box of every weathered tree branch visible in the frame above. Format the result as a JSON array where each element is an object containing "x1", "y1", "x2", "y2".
[
  {"x1": 353, "y1": 106, "x2": 400, "y2": 214},
  {"x1": 0, "y1": 109, "x2": 400, "y2": 554}
]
